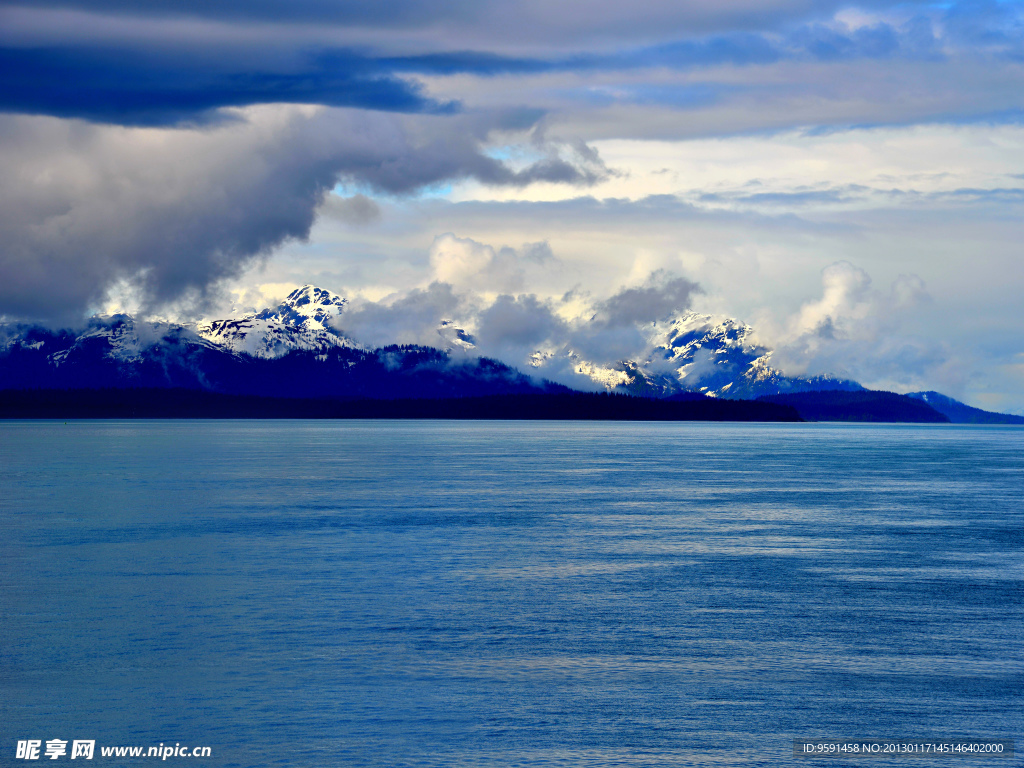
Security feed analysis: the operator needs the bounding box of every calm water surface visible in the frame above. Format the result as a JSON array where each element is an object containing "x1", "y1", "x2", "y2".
[{"x1": 1, "y1": 421, "x2": 1022, "y2": 767}]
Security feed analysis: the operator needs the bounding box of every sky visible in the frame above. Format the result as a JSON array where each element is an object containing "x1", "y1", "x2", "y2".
[{"x1": 2, "y1": 0, "x2": 1023, "y2": 412}]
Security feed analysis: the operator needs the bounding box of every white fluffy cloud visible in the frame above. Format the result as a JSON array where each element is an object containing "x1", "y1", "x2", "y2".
[
  {"x1": 764, "y1": 261, "x2": 957, "y2": 394},
  {"x1": 328, "y1": 259, "x2": 702, "y2": 390},
  {"x1": 428, "y1": 233, "x2": 557, "y2": 293}
]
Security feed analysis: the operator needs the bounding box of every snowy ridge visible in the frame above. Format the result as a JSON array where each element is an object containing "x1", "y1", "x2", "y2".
[
  {"x1": 197, "y1": 285, "x2": 358, "y2": 359},
  {"x1": 648, "y1": 312, "x2": 763, "y2": 395},
  {"x1": 437, "y1": 320, "x2": 477, "y2": 352},
  {"x1": 0, "y1": 284, "x2": 860, "y2": 401},
  {"x1": 567, "y1": 310, "x2": 860, "y2": 399},
  {"x1": 48, "y1": 315, "x2": 224, "y2": 367}
]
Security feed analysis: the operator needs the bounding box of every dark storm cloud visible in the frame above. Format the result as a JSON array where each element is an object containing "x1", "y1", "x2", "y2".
[
  {"x1": 598, "y1": 273, "x2": 703, "y2": 327},
  {"x1": 0, "y1": 46, "x2": 454, "y2": 126},
  {"x1": 0, "y1": 108, "x2": 606, "y2": 322},
  {"x1": 8, "y1": 0, "x2": 1019, "y2": 126},
  {"x1": 0, "y1": 0, "x2": 481, "y2": 27}
]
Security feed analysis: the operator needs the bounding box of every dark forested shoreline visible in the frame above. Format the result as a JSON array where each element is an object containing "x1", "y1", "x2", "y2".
[{"x1": 0, "y1": 388, "x2": 802, "y2": 422}]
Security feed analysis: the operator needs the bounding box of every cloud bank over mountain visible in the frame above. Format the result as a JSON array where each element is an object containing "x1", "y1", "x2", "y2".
[
  {"x1": 0, "y1": 107, "x2": 607, "y2": 321},
  {"x1": 2, "y1": 0, "x2": 1023, "y2": 411}
]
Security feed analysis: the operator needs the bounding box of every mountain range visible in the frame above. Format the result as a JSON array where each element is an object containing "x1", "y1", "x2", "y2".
[
  {"x1": 1, "y1": 284, "x2": 1020, "y2": 423},
  {"x1": 568, "y1": 312, "x2": 862, "y2": 399}
]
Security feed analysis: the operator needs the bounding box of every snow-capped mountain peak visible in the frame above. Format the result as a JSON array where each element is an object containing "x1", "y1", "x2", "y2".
[
  {"x1": 197, "y1": 284, "x2": 357, "y2": 359},
  {"x1": 557, "y1": 309, "x2": 861, "y2": 399},
  {"x1": 277, "y1": 285, "x2": 347, "y2": 326}
]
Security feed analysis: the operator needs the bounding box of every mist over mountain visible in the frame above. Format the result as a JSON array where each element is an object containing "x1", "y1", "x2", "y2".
[
  {"x1": 0, "y1": 284, "x2": 1019, "y2": 423},
  {"x1": 0, "y1": 287, "x2": 552, "y2": 400},
  {"x1": 906, "y1": 391, "x2": 1024, "y2": 425}
]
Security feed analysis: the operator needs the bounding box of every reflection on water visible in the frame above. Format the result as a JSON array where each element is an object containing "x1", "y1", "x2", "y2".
[{"x1": 2, "y1": 421, "x2": 1022, "y2": 767}]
